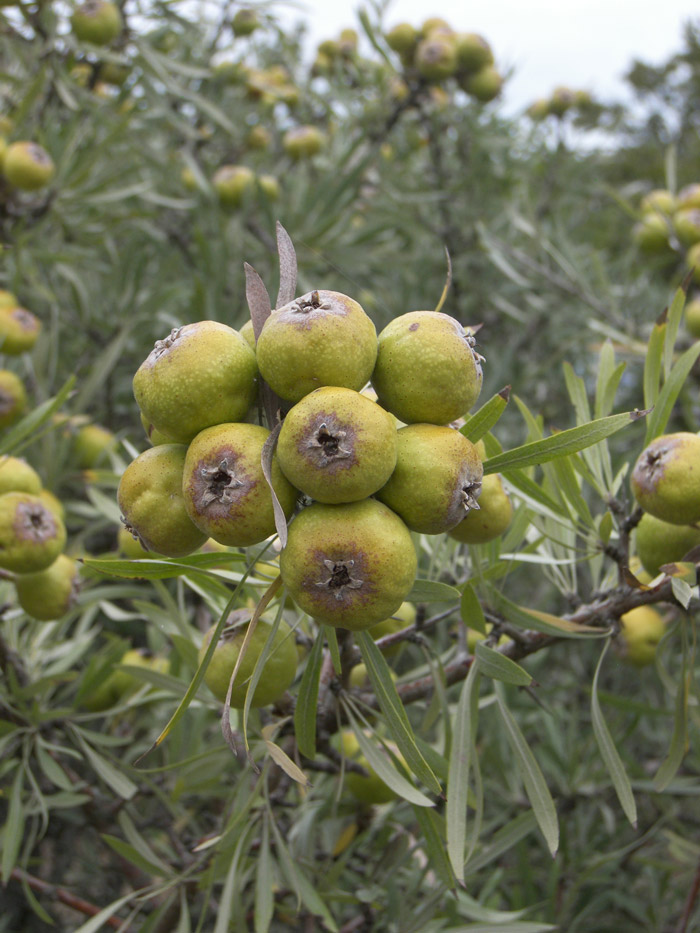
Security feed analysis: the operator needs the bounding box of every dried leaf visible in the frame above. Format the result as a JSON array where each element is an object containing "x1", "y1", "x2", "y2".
[
  {"x1": 276, "y1": 222, "x2": 297, "y2": 307},
  {"x1": 260, "y1": 423, "x2": 289, "y2": 548}
]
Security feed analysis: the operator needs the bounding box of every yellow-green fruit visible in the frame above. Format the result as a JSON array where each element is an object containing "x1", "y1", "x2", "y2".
[
  {"x1": 372, "y1": 311, "x2": 483, "y2": 425},
  {"x1": 232, "y1": 8, "x2": 260, "y2": 37},
  {"x1": 338, "y1": 28, "x2": 358, "y2": 56},
  {"x1": 527, "y1": 98, "x2": 550, "y2": 121},
  {"x1": 449, "y1": 473, "x2": 512, "y2": 543},
  {"x1": 246, "y1": 125, "x2": 270, "y2": 150},
  {"x1": 213, "y1": 164, "x2": 256, "y2": 208},
  {"x1": 311, "y1": 52, "x2": 332, "y2": 76},
  {"x1": 282, "y1": 126, "x2": 326, "y2": 159},
  {"x1": 367, "y1": 601, "x2": 416, "y2": 657},
  {"x1": 15, "y1": 554, "x2": 80, "y2": 621},
  {"x1": 385, "y1": 22, "x2": 417, "y2": 56},
  {"x1": 38, "y1": 489, "x2": 65, "y2": 523},
  {"x1": 256, "y1": 290, "x2": 377, "y2": 404},
  {"x1": 633, "y1": 214, "x2": 669, "y2": 252},
  {"x1": 415, "y1": 35, "x2": 458, "y2": 82},
  {"x1": 70, "y1": 63, "x2": 93, "y2": 86},
  {"x1": 548, "y1": 85, "x2": 575, "y2": 117},
  {"x1": 340, "y1": 731, "x2": 398, "y2": 805},
  {"x1": 349, "y1": 662, "x2": 397, "y2": 689},
  {"x1": 71, "y1": 0, "x2": 122, "y2": 45},
  {"x1": 0, "y1": 456, "x2": 41, "y2": 496},
  {"x1": 0, "y1": 306, "x2": 41, "y2": 355},
  {"x1": 199, "y1": 613, "x2": 297, "y2": 707},
  {"x1": 133, "y1": 321, "x2": 258, "y2": 444},
  {"x1": 84, "y1": 649, "x2": 169, "y2": 710},
  {"x1": 688, "y1": 242, "x2": 700, "y2": 282},
  {"x1": 455, "y1": 33, "x2": 493, "y2": 73},
  {"x1": 421, "y1": 17, "x2": 452, "y2": 37},
  {"x1": 677, "y1": 183, "x2": 700, "y2": 210},
  {"x1": 674, "y1": 208, "x2": 700, "y2": 246},
  {"x1": 258, "y1": 174, "x2": 280, "y2": 200},
  {"x1": 376, "y1": 424, "x2": 483, "y2": 535},
  {"x1": 3, "y1": 142, "x2": 54, "y2": 192},
  {"x1": 630, "y1": 433, "x2": 700, "y2": 525},
  {"x1": 0, "y1": 492, "x2": 66, "y2": 573},
  {"x1": 641, "y1": 189, "x2": 676, "y2": 215},
  {"x1": 98, "y1": 61, "x2": 130, "y2": 86},
  {"x1": 277, "y1": 387, "x2": 397, "y2": 504},
  {"x1": 182, "y1": 422, "x2": 298, "y2": 547},
  {"x1": 239, "y1": 319, "x2": 256, "y2": 349},
  {"x1": 0, "y1": 369, "x2": 26, "y2": 428},
  {"x1": 73, "y1": 424, "x2": 116, "y2": 468},
  {"x1": 0, "y1": 137, "x2": 7, "y2": 169},
  {"x1": 139, "y1": 411, "x2": 176, "y2": 446},
  {"x1": 117, "y1": 445, "x2": 207, "y2": 557},
  {"x1": 466, "y1": 623, "x2": 508, "y2": 653},
  {"x1": 0, "y1": 290, "x2": 17, "y2": 310},
  {"x1": 685, "y1": 297, "x2": 700, "y2": 338},
  {"x1": 317, "y1": 38, "x2": 340, "y2": 58},
  {"x1": 617, "y1": 606, "x2": 665, "y2": 667},
  {"x1": 635, "y1": 512, "x2": 700, "y2": 577},
  {"x1": 118, "y1": 525, "x2": 160, "y2": 558},
  {"x1": 280, "y1": 499, "x2": 417, "y2": 630},
  {"x1": 464, "y1": 66, "x2": 503, "y2": 102}
]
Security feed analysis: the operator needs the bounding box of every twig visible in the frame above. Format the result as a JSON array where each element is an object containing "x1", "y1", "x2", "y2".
[
  {"x1": 676, "y1": 852, "x2": 700, "y2": 933},
  {"x1": 9, "y1": 868, "x2": 125, "y2": 929}
]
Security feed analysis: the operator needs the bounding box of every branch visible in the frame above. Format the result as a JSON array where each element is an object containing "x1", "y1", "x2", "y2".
[{"x1": 9, "y1": 868, "x2": 124, "y2": 929}]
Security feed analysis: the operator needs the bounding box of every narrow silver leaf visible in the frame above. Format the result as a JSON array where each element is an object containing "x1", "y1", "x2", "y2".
[
  {"x1": 276, "y1": 222, "x2": 297, "y2": 308},
  {"x1": 245, "y1": 261, "x2": 272, "y2": 341},
  {"x1": 261, "y1": 422, "x2": 289, "y2": 548}
]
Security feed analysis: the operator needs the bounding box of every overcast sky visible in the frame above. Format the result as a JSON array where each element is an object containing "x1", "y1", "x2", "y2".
[{"x1": 276, "y1": 0, "x2": 700, "y2": 112}]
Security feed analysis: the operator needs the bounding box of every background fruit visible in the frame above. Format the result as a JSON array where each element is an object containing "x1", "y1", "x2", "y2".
[
  {"x1": 15, "y1": 553, "x2": 80, "y2": 621},
  {"x1": 617, "y1": 606, "x2": 666, "y2": 667},
  {"x1": 0, "y1": 306, "x2": 41, "y2": 355},
  {"x1": 635, "y1": 512, "x2": 700, "y2": 577},
  {"x1": 449, "y1": 472, "x2": 512, "y2": 543},
  {"x1": 0, "y1": 492, "x2": 66, "y2": 573},
  {"x1": 71, "y1": 0, "x2": 123, "y2": 45},
  {"x1": 3, "y1": 142, "x2": 54, "y2": 191}
]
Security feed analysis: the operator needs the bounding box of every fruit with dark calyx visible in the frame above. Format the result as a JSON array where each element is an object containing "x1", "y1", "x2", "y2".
[
  {"x1": 0, "y1": 306, "x2": 41, "y2": 355},
  {"x1": 280, "y1": 498, "x2": 417, "y2": 630},
  {"x1": 455, "y1": 33, "x2": 493, "y2": 73},
  {"x1": 464, "y1": 66, "x2": 503, "y2": 102},
  {"x1": 641, "y1": 189, "x2": 676, "y2": 215},
  {"x1": 632, "y1": 214, "x2": 669, "y2": 252},
  {"x1": 255, "y1": 290, "x2": 377, "y2": 404},
  {"x1": 0, "y1": 370, "x2": 26, "y2": 428},
  {"x1": 385, "y1": 23, "x2": 417, "y2": 56},
  {"x1": 276, "y1": 387, "x2": 397, "y2": 504},
  {"x1": 74, "y1": 423, "x2": 116, "y2": 468},
  {"x1": 71, "y1": 0, "x2": 122, "y2": 45},
  {"x1": 133, "y1": 321, "x2": 258, "y2": 444},
  {"x1": 673, "y1": 209, "x2": 700, "y2": 246},
  {"x1": 3, "y1": 142, "x2": 54, "y2": 191},
  {"x1": 685, "y1": 297, "x2": 700, "y2": 338},
  {"x1": 372, "y1": 311, "x2": 482, "y2": 425},
  {"x1": 199, "y1": 610, "x2": 297, "y2": 707},
  {"x1": 118, "y1": 445, "x2": 207, "y2": 557},
  {"x1": 0, "y1": 456, "x2": 41, "y2": 496},
  {"x1": 338, "y1": 28, "x2": 358, "y2": 56},
  {"x1": 376, "y1": 424, "x2": 483, "y2": 534},
  {"x1": 616, "y1": 606, "x2": 665, "y2": 667},
  {"x1": 232, "y1": 8, "x2": 260, "y2": 37},
  {"x1": 0, "y1": 492, "x2": 67, "y2": 573},
  {"x1": 283, "y1": 126, "x2": 326, "y2": 159},
  {"x1": 366, "y1": 601, "x2": 416, "y2": 657},
  {"x1": 415, "y1": 35, "x2": 458, "y2": 82},
  {"x1": 635, "y1": 512, "x2": 700, "y2": 577},
  {"x1": 14, "y1": 554, "x2": 80, "y2": 621},
  {"x1": 449, "y1": 473, "x2": 512, "y2": 544},
  {"x1": 340, "y1": 730, "x2": 401, "y2": 805},
  {"x1": 182, "y1": 422, "x2": 298, "y2": 547},
  {"x1": 630, "y1": 433, "x2": 700, "y2": 525},
  {"x1": 213, "y1": 165, "x2": 256, "y2": 208}
]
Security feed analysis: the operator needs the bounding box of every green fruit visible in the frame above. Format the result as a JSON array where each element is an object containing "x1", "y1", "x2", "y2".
[
  {"x1": 630, "y1": 433, "x2": 700, "y2": 525},
  {"x1": 74, "y1": 423, "x2": 116, "y2": 468},
  {"x1": 686, "y1": 297, "x2": 700, "y2": 338},
  {"x1": 213, "y1": 164, "x2": 256, "y2": 208},
  {"x1": 182, "y1": 422, "x2": 298, "y2": 547},
  {"x1": 98, "y1": 61, "x2": 130, "y2": 86},
  {"x1": 256, "y1": 290, "x2": 377, "y2": 404},
  {"x1": 464, "y1": 65, "x2": 503, "y2": 102},
  {"x1": 367, "y1": 601, "x2": 416, "y2": 657},
  {"x1": 3, "y1": 142, "x2": 54, "y2": 191},
  {"x1": 0, "y1": 290, "x2": 17, "y2": 309},
  {"x1": 455, "y1": 33, "x2": 493, "y2": 73},
  {"x1": 0, "y1": 456, "x2": 41, "y2": 496},
  {"x1": 232, "y1": 8, "x2": 260, "y2": 37},
  {"x1": 84, "y1": 648, "x2": 169, "y2": 710},
  {"x1": 641, "y1": 188, "x2": 676, "y2": 215},
  {"x1": 118, "y1": 525, "x2": 160, "y2": 558},
  {"x1": 527, "y1": 98, "x2": 550, "y2": 121},
  {"x1": 338, "y1": 28, "x2": 358, "y2": 56},
  {"x1": 421, "y1": 17, "x2": 452, "y2": 37},
  {"x1": 239, "y1": 319, "x2": 256, "y2": 349},
  {"x1": 617, "y1": 606, "x2": 665, "y2": 667},
  {"x1": 676, "y1": 183, "x2": 700, "y2": 210},
  {"x1": 415, "y1": 35, "x2": 458, "y2": 82},
  {"x1": 139, "y1": 411, "x2": 176, "y2": 446},
  {"x1": 372, "y1": 311, "x2": 483, "y2": 425},
  {"x1": 282, "y1": 126, "x2": 326, "y2": 159},
  {"x1": 635, "y1": 512, "x2": 700, "y2": 577},
  {"x1": 449, "y1": 472, "x2": 512, "y2": 543},
  {"x1": 688, "y1": 242, "x2": 700, "y2": 281},
  {"x1": 117, "y1": 445, "x2": 208, "y2": 557},
  {"x1": 385, "y1": 23, "x2": 418, "y2": 56},
  {"x1": 15, "y1": 554, "x2": 80, "y2": 621},
  {"x1": 71, "y1": 0, "x2": 122, "y2": 45},
  {"x1": 376, "y1": 424, "x2": 483, "y2": 534},
  {"x1": 0, "y1": 370, "x2": 26, "y2": 428},
  {"x1": 633, "y1": 214, "x2": 669, "y2": 252},
  {"x1": 673, "y1": 208, "x2": 700, "y2": 246},
  {"x1": 277, "y1": 387, "x2": 397, "y2": 504},
  {"x1": 257, "y1": 174, "x2": 280, "y2": 200},
  {"x1": 199, "y1": 611, "x2": 297, "y2": 707},
  {"x1": 38, "y1": 489, "x2": 65, "y2": 523},
  {"x1": 133, "y1": 321, "x2": 258, "y2": 444},
  {"x1": 548, "y1": 85, "x2": 575, "y2": 117},
  {"x1": 0, "y1": 306, "x2": 41, "y2": 355},
  {"x1": 0, "y1": 492, "x2": 67, "y2": 573},
  {"x1": 340, "y1": 731, "x2": 399, "y2": 805},
  {"x1": 246, "y1": 125, "x2": 270, "y2": 150},
  {"x1": 279, "y1": 499, "x2": 417, "y2": 630}
]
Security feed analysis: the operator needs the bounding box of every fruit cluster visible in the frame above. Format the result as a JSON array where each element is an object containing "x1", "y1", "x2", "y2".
[{"x1": 526, "y1": 86, "x2": 595, "y2": 121}]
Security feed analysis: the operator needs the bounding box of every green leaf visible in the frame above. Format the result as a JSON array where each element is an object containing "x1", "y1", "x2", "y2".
[
  {"x1": 461, "y1": 584, "x2": 486, "y2": 635},
  {"x1": 0, "y1": 376, "x2": 76, "y2": 456},
  {"x1": 591, "y1": 642, "x2": 637, "y2": 826},
  {"x1": 483, "y1": 410, "x2": 641, "y2": 475},
  {"x1": 1, "y1": 767, "x2": 25, "y2": 883},
  {"x1": 356, "y1": 631, "x2": 441, "y2": 794},
  {"x1": 447, "y1": 660, "x2": 481, "y2": 881},
  {"x1": 496, "y1": 695, "x2": 559, "y2": 856},
  {"x1": 408, "y1": 579, "x2": 461, "y2": 602},
  {"x1": 485, "y1": 586, "x2": 609, "y2": 639},
  {"x1": 644, "y1": 314, "x2": 666, "y2": 413},
  {"x1": 101, "y1": 835, "x2": 172, "y2": 878},
  {"x1": 72, "y1": 891, "x2": 137, "y2": 933},
  {"x1": 465, "y1": 812, "x2": 538, "y2": 876},
  {"x1": 82, "y1": 552, "x2": 244, "y2": 580},
  {"x1": 474, "y1": 643, "x2": 532, "y2": 686},
  {"x1": 654, "y1": 654, "x2": 690, "y2": 791},
  {"x1": 664, "y1": 285, "x2": 687, "y2": 377},
  {"x1": 118, "y1": 811, "x2": 173, "y2": 877},
  {"x1": 254, "y1": 816, "x2": 274, "y2": 933},
  {"x1": 450, "y1": 924, "x2": 557, "y2": 932},
  {"x1": 73, "y1": 731, "x2": 137, "y2": 799},
  {"x1": 645, "y1": 340, "x2": 700, "y2": 444},
  {"x1": 269, "y1": 817, "x2": 338, "y2": 931},
  {"x1": 411, "y1": 807, "x2": 456, "y2": 888},
  {"x1": 460, "y1": 387, "x2": 510, "y2": 443},
  {"x1": 294, "y1": 629, "x2": 324, "y2": 759}
]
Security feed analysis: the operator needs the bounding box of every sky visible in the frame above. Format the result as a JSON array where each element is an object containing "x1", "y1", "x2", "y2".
[{"x1": 275, "y1": 0, "x2": 700, "y2": 112}]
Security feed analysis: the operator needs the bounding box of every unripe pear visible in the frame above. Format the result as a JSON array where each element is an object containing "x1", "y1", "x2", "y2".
[
  {"x1": 641, "y1": 189, "x2": 676, "y2": 215},
  {"x1": 99, "y1": 61, "x2": 130, "y2": 86},
  {"x1": 118, "y1": 525, "x2": 160, "y2": 558},
  {"x1": 71, "y1": 0, "x2": 123, "y2": 45},
  {"x1": 685, "y1": 297, "x2": 700, "y2": 338},
  {"x1": 246, "y1": 125, "x2": 271, "y2": 150},
  {"x1": 0, "y1": 290, "x2": 17, "y2": 309},
  {"x1": 232, "y1": 8, "x2": 260, "y2": 37},
  {"x1": 688, "y1": 242, "x2": 700, "y2": 282},
  {"x1": 182, "y1": 422, "x2": 298, "y2": 547},
  {"x1": 258, "y1": 174, "x2": 280, "y2": 200},
  {"x1": 283, "y1": 125, "x2": 326, "y2": 159},
  {"x1": 277, "y1": 387, "x2": 397, "y2": 504},
  {"x1": 139, "y1": 411, "x2": 176, "y2": 446},
  {"x1": 83, "y1": 649, "x2": 170, "y2": 711},
  {"x1": 677, "y1": 183, "x2": 700, "y2": 210},
  {"x1": 630, "y1": 432, "x2": 700, "y2": 525},
  {"x1": 0, "y1": 370, "x2": 27, "y2": 428},
  {"x1": 527, "y1": 98, "x2": 550, "y2": 121},
  {"x1": 0, "y1": 306, "x2": 41, "y2": 355},
  {"x1": 0, "y1": 456, "x2": 41, "y2": 496},
  {"x1": 199, "y1": 611, "x2": 297, "y2": 707},
  {"x1": 673, "y1": 208, "x2": 700, "y2": 246},
  {"x1": 338, "y1": 28, "x2": 358, "y2": 56},
  {"x1": 340, "y1": 730, "x2": 400, "y2": 805},
  {"x1": 213, "y1": 164, "x2": 256, "y2": 208},
  {"x1": 239, "y1": 319, "x2": 256, "y2": 349},
  {"x1": 73, "y1": 423, "x2": 116, "y2": 468},
  {"x1": 366, "y1": 601, "x2": 416, "y2": 657},
  {"x1": 15, "y1": 554, "x2": 80, "y2": 621},
  {"x1": 455, "y1": 33, "x2": 493, "y2": 73},
  {"x1": 3, "y1": 142, "x2": 54, "y2": 191},
  {"x1": 464, "y1": 66, "x2": 503, "y2": 102},
  {"x1": 372, "y1": 310, "x2": 483, "y2": 425},
  {"x1": 449, "y1": 472, "x2": 512, "y2": 543},
  {"x1": 635, "y1": 512, "x2": 700, "y2": 578},
  {"x1": 133, "y1": 321, "x2": 258, "y2": 444},
  {"x1": 38, "y1": 489, "x2": 65, "y2": 523},
  {"x1": 633, "y1": 214, "x2": 669, "y2": 252},
  {"x1": 118, "y1": 445, "x2": 208, "y2": 557},
  {"x1": 280, "y1": 499, "x2": 417, "y2": 630},
  {"x1": 548, "y1": 85, "x2": 575, "y2": 117},
  {"x1": 421, "y1": 17, "x2": 452, "y2": 37},
  {"x1": 256, "y1": 289, "x2": 377, "y2": 404},
  {"x1": 415, "y1": 35, "x2": 458, "y2": 82},
  {"x1": 385, "y1": 23, "x2": 418, "y2": 56},
  {"x1": 0, "y1": 492, "x2": 66, "y2": 573},
  {"x1": 616, "y1": 606, "x2": 665, "y2": 667},
  {"x1": 376, "y1": 424, "x2": 483, "y2": 534}
]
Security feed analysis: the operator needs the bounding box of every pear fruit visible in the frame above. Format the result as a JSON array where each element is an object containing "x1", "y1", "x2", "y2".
[
  {"x1": 232, "y1": 8, "x2": 260, "y2": 37},
  {"x1": 71, "y1": 0, "x2": 123, "y2": 45},
  {"x1": 0, "y1": 492, "x2": 66, "y2": 573},
  {"x1": 74, "y1": 423, "x2": 116, "y2": 468},
  {"x1": 455, "y1": 33, "x2": 494, "y2": 73},
  {"x1": 0, "y1": 306, "x2": 41, "y2": 355},
  {"x1": 213, "y1": 165, "x2": 256, "y2": 208},
  {"x1": 449, "y1": 472, "x2": 512, "y2": 543},
  {"x1": 685, "y1": 297, "x2": 700, "y2": 339},
  {"x1": 0, "y1": 370, "x2": 26, "y2": 428},
  {"x1": 3, "y1": 142, "x2": 54, "y2": 191},
  {"x1": 464, "y1": 66, "x2": 503, "y2": 102},
  {"x1": 0, "y1": 456, "x2": 41, "y2": 496},
  {"x1": 674, "y1": 208, "x2": 700, "y2": 245},
  {"x1": 282, "y1": 126, "x2": 326, "y2": 159},
  {"x1": 385, "y1": 23, "x2": 418, "y2": 56},
  {"x1": 366, "y1": 601, "x2": 416, "y2": 657},
  {"x1": 415, "y1": 35, "x2": 458, "y2": 82},
  {"x1": 630, "y1": 432, "x2": 700, "y2": 525},
  {"x1": 632, "y1": 214, "x2": 669, "y2": 252},
  {"x1": 641, "y1": 189, "x2": 676, "y2": 215},
  {"x1": 15, "y1": 554, "x2": 80, "y2": 620},
  {"x1": 340, "y1": 731, "x2": 401, "y2": 805},
  {"x1": 635, "y1": 512, "x2": 700, "y2": 577},
  {"x1": 83, "y1": 649, "x2": 169, "y2": 711},
  {"x1": 616, "y1": 606, "x2": 665, "y2": 667}
]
